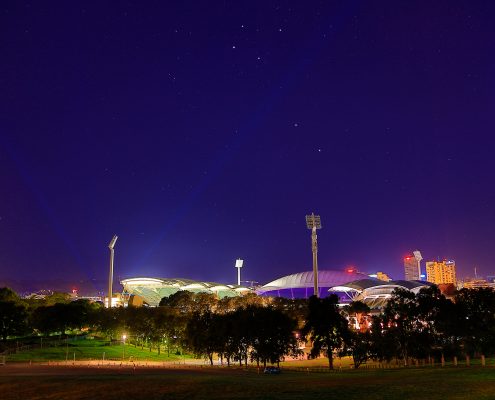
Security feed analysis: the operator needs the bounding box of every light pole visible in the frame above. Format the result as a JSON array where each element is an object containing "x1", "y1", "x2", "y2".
[
  {"x1": 122, "y1": 334, "x2": 127, "y2": 361},
  {"x1": 107, "y1": 235, "x2": 118, "y2": 308},
  {"x1": 305, "y1": 213, "x2": 322, "y2": 297},
  {"x1": 235, "y1": 259, "x2": 244, "y2": 286}
]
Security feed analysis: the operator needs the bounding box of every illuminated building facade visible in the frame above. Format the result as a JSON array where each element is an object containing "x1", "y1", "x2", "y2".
[
  {"x1": 369, "y1": 271, "x2": 392, "y2": 282},
  {"x1": 426, "y1": 260, "x2": 457, "y2": 285},
  {"x1": 404, "y1": 250, "x2": 422, "y2": 281},
  {"x1": 462, "y1": 279, "x2": 495, "y2": 289}
]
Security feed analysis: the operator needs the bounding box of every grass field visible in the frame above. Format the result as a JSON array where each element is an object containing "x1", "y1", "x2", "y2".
[
  {"x1": 1, "y1": 364, "x2": 495, "y2": 400},
  {"x1": 5, "y1": 339, "x2": 186, "y2": 362}
]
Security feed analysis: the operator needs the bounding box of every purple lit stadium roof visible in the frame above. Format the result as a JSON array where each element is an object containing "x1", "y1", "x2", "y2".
[{"x1": 257, "y1": 270, "x2": 370, "y2": 298}]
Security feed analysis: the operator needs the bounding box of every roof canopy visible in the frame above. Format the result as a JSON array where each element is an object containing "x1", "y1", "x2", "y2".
[
  {"x1": 121, "y1": 277, "x2": 250, "y2": 306},
  {"x1": 257, "y1": 270, "x2": 370, "y2": 293}
]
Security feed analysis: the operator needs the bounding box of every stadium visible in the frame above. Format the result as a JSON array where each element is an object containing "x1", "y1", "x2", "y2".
[
  {"x1": 120, "y1": 269, "x2": 433, "y2": 308},
  {"x1": 121, "y1": 277, "x2": 251, "y2": 307},
  {"x1": 256, "y1": 269, "x2": 370, "y2": 299},
  {"x1": 329, "y1": 278, "x2": 435, "y2": 308}
]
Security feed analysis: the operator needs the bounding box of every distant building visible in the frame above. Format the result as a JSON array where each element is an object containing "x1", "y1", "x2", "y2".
[
  {"x1": 369, "y1": 272, "x2": 392, "y2": 282},
  {"x1": 404, "y1": 250, "x2": 422, "y2": 281},
  {"x1": 426, "y1": 259, "x2": 457, "y2": 285},
  {"x1": 461, "y1": 279, "x2": 495, "y2": 290}
]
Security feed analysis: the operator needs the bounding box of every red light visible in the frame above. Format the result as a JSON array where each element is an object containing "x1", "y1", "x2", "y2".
[{"x1": 347, "y1": 268, "x2": 354, "y2": 273}]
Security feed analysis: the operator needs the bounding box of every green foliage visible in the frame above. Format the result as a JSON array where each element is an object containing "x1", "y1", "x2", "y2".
[
  {"x1": 341, "y1": 330, "x2": 372, "y2": 369},
  {"x1": 301, "y1": 295, "x2": 349, "y2": 369},
  {"x1": 0, "y1": 287, "x2": 22, "y2": 303},
  {"x1": 0, "y1": 300, "x2": 28, "y2": 341},
  {"x1": 455, "y1": 287, "x2": 495, "y2": 355},
  {"x1": 184, "y1": 306, "x2": 301, "y2": 367},
  {"x1": 5, "y1": 283, "x2": 495, "y2": 367}
]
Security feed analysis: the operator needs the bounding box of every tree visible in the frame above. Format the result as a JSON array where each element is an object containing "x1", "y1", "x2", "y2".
[
  {"x1": 193, "y1": 293, "x2": 218, "y2": 314},
  {"x1": 301, "y1": 295, "x2": 349, "y2": 369},
  {"x1": 125, "y1": 307, "x2": 154, "y2": 350},
  {"x1": 415, "y1": 286, "x2": 457, "y2": 359},
  {"x1": 369, "y1": 315, "x2": 396, "y2": 363},
  {"x1": 382, "y1": 288, "x2": 418, "y2": 364},
  {"x1": 455, "y1": 288, "x2": 495, "y2": 356},
  {"x1": 42, "y1": 292, "x2": 71, "y2": 306},
  {"x1": 31, "y1": 304, "x2": 70, "y2": 336},
  {"x1": 346, "y1": 301, "x2": 371, "y2": 332},
  {"x1": 0, "y1": 301, "x2": 28, "y2": 341},
  {"x1": 270, "y1": 297, "x2": 308, "y2": 330},
  {"x1": 95, "y1": 307, "x2": 124, "y2": 340},
  {"x1": 0, "y1": 287, "x2": 22, "y2": 303},
  {"x1": 159, "y1": 291, "x2": 195, "y2": 313},
  {"x1": 248, "y1": 306, "x2": 301, "y2": 367},
  {"x1": 341, "y1": 329, "x2": 372, "y2": 369},
  {"x1": 184, "y1": 311, "x2": 218, "y2": 365}
]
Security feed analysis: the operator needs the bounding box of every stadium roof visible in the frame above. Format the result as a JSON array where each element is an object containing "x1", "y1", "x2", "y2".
[
  {"x1": 121, "y1": 277, "x2": 250, "y2": 306},
  {"x1": 257, "y1": 270, "x2": 370, "y2": 294},
  {"x1": 330, "y1": 279, "x2": 435, "y2": 293},
  {"x1": 329, "y1": 279, "x2": 435, "y2": 308}
]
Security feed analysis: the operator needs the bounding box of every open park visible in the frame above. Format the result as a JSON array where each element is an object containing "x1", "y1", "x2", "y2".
[
  {"x1": 2, "y1": 338, "x2": 495, "y2": 400},
  {"x1": 2, "y1": 362, "x2": 495, "y2": 400},
  {"x1": 3, "y1": 341, "x2": 495, "y2": 400}
]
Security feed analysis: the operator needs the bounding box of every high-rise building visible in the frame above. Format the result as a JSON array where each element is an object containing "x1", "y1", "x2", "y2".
[
  {"x1": 404, "y1": 250, "x2": 422, "y2": 280},
  {"x1": 426, "y1": 259, "x2": 457, "y2": 285}
]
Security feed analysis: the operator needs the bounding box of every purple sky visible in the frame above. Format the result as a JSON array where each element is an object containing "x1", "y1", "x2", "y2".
[{"x1": 1, "y1": 1, "x2": 495, "y2": 290}]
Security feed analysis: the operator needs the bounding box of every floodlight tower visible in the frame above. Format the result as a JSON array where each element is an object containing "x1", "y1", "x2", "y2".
[
  {"x1": 306, "y1": 213, "x2": 322, "y2": 297},
  {"x1": 235, "y1": 259, "x2": 244, "y2": 286},
  {"x1": 107, "y1": 235, "x2": 118, "y2": 308}
]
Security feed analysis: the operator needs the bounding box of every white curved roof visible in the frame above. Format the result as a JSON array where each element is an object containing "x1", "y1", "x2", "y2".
[
  {"x1": 258, "y1": 270, "x2": 369, "y2": 293},
  {"x1": 121, "y1": 277, "x2": 251, "y2": 306}
]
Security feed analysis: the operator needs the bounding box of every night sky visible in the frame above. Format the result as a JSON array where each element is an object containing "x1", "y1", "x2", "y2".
[{"x1": 2, "y1": 1, "x2": 495, "y2": 291}]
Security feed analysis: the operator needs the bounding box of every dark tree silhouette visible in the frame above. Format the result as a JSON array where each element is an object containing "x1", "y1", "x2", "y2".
[{"x1": 302, "y1": 295, "x2": 349, "y2": 369}]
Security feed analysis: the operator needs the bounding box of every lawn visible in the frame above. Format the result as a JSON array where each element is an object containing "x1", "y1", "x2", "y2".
[
  {"x1": 5, "y1": 339, "x2": 186, "y2": 362},
  {"x1": 1, "y1": 365, "x2": 495, "y2": 400}
]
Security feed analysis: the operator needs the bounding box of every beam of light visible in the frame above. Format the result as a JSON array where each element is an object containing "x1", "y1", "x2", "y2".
[
  {"x1": 138, "y1": 2, "x2": 362, "y2": 270},
  {"x1": 1, "y1": 135, "x2": 95, "y2": 289}
]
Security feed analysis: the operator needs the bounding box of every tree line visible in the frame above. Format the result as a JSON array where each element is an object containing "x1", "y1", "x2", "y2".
[{"x1": 1, "y1": 286, "x2": 495, "y2": 368}]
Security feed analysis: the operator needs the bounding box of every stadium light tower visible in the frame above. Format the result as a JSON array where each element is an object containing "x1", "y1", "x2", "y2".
[
  {"x1": 235, "y1": 259, "x2": 244, "y2": 286},
  {"x1": 107, "y1": 235, "x2": 118, "y2": 308},
  {"x1": 306, "y1": 213, "x2": 322, "y2": 297}
]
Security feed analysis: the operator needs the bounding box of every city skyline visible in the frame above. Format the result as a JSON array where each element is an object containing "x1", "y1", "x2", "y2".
[{"x1": 2, "y1": 2, "x2": 495, "y2": 287}]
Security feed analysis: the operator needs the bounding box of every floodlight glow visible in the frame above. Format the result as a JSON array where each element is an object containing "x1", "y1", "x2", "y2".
[
  {"x1": 305, "y1": 213, "x2": 322, "y2": 229},
  {"x1": 234, "y1": 258, "x2": 244, "y2": 286},
  {"x1": 108, "y1": 235, "x2": 118, "y2": 249}
]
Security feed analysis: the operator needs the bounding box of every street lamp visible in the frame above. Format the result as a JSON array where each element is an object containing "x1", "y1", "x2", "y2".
[
  {"x1": 305, "y1": 213, "x2": 322, "y2": 297},
  {"x1": 107, "y1": 235, "x2": 118, "y2": 308},
  {"x1": 235, "y1": 259, "x2": 244, "y2": 286},
  {"x1": 122, "y1": 334, "x2": 127, "y2": 361}
]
